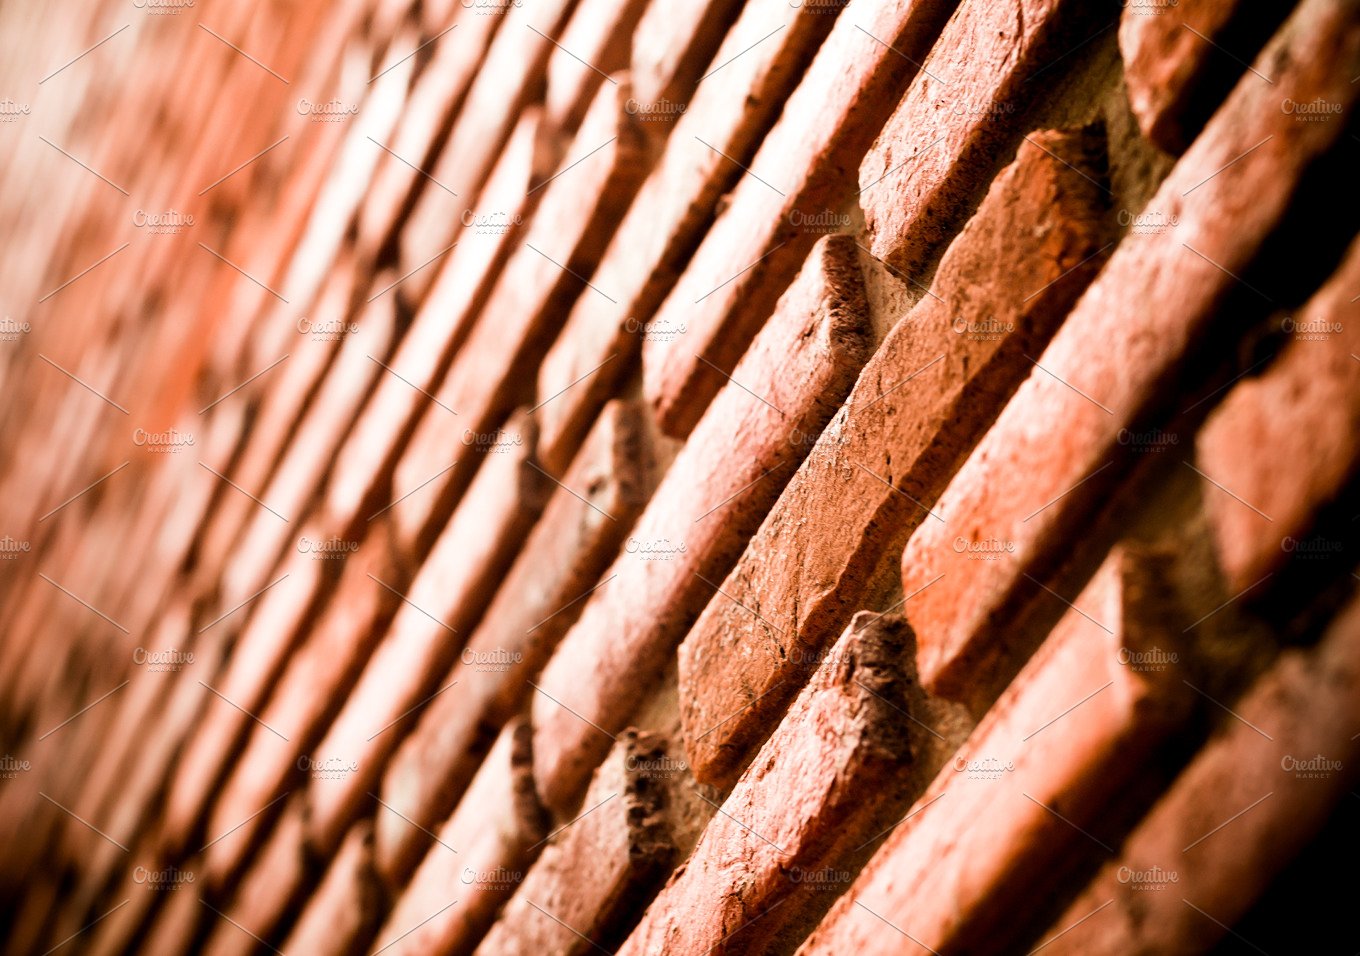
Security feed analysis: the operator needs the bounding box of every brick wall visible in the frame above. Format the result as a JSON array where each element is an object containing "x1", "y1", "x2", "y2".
[{"x1": 1, "y1": 1, "x2": 1357, "y2": 953}]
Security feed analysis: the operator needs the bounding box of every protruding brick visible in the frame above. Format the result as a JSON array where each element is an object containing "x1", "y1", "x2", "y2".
[
  {"x1": 531, "y1": 234, "x2": 873, "y2": 817},
  {"x1": 639, "y1": 0, "x2": 958, "y2": 438},
  {"x1": 476, "y1": 730, "x2": 674, "y2": 956},
  {"x1": 621, "y1": 613, "x2": 918, "y2": 955},
  {"x1": 1196, "y1": 237, "x2": 1360, "y2": 593},
  {"x1": 901, "y1": 0, "x2": 1360, "y2": 713},
  {"x1": 1037, "y1": 590, "x2": 1360, "y2": 954},
  {"x1": 859, "y1": 0, "x2": 1107, "y2": 281},
  {"x1": 679, "y1": 124, "x2": 1111, "y2": 788},
  {"x1": 799, "y1": 546, "x2": 1193, "y2": 956},
  {"x1": 1120, "y1": 0, "x2": 1290, "y2": 154}
]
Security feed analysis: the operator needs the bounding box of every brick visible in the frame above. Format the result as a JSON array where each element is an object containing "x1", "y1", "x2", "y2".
[
  {"x1": 530, "y1": 234, "x2": 873, "y2": 817},
  {"x1": 629, "y1": 0, "x2": 744, "y2": 119},
  {"x1": 475, "y1": 730, "x2": 674, "y2": 956},
  {"x1": 397, "y1": 0, "x2": 579, "y2": 298},
  {"x1": 355, "y1": 8, "x2": 505, "y2": 254},
  {"x1": 639, "y1": 0, "x2": 958, "y2": 439},
  {"x1": 620, "y1": 613, "x2": 918, "y2": 955},
  {"x1": 280, "y1": 823, "x2": 382, "y2": 956},
  {"x1": 857, "y1": 0, "x2": 1107, "y2": 278},
  {"x1": 387, "y1": 79, "x2": 647, "y2": 552},
  {"x1": 191, "y1": 261, "x2": 358, "y2": 594},
  {"x1": 324, "y1": 109, "x2": 551, "y2": 532},
  {"x1": 1120, "y1": 0, "x2": 1291, "y2": 154},
  {"x1": 1196, "y1": 237, "x2": 1360, "y2": 593},
  {"x1": 679, "y1": 125, "x2": 1112, "y2": 788},
  {"x1": 798, "y1": 546, "x2": 1193, "y2": 956},
  {"x1": 199, "y1": 798, "x2": 309, "y2": 956},
  {"x1": 201, "y1": 541, "x2": 399, "y2": 888},
  {"x1": 373, "y1": 720, "x2": 548, "y2": 956},
  {"x1": 161, "y1": 550, "x2": 325, "y2": 856},
  {"x1": 305, "y1": 410, "x2": 550, "y2": 854},
  {"x1": 535, "y1": 0, "x2": 849, "y2": 473},
  {"x1": 545, "y1": 0, "x2": 651, "y2": 137},
  {"x1": 276, "y1": 46, "x2": 415, "y2": 314},
  {"x1": 901, "y1": 0, "x2": 1360, "y2": 714},
  {"x1": 374, "y1": 399, "x2": 654, "y2": 883},
  {"x1": 219, "y1": 293, "x2": 395, "y2": 610},
  {"x1": 1036, "y1": 590, "x2": 1360, "y2": 955}
]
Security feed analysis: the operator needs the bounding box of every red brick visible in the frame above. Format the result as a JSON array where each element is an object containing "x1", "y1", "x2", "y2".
[
  {"x1": 545, "y1": 0, "x2": 652, "y2": 137},
  {"x1": 535, "y1": 0, "x2": 850, "y2": 474},
  {"x1": 387, "y1": 79, "x2": 647, "y2": 552},
  {"x1": 679, "y1": 125, "x2": 1112, "y2": 788},
  {"x1": 324, "y1": 109, "x2": 551, "y2": 532},
  {"x1": 530, "y1": 234, "x2": 873, "y2": 817},
  {"x1": 901, "y1": 0, "x2": 1360, "y2": 713},
  {"x1": 201, "y1": 541, "x2": 399, "y2": 887},
  {"x1": 281, "y1": 823, "x2": 382, "y2": 956},
  {"x1": 1120, "y1": 0, "x2": 1290, "y2": 154},
  {"x1": 373, "y1": 720, "x2": 547, "y2": 956},
  {"x1": 397, "y1": 0, "x2": 579, "y2": 299},
  {"x1": 475, "y1": 730, "x2": 674, "y2": 956},
  {"x1": 857, "y1": 0, "x2": 1106, "y2": 278},
  {"x1": 799, "y1": 546, "x2": 1192, "y2": 956},
  {"x1": 1037, "y1": 590, "x2": 1360, "y2": 955},
  {"x1": 1196, "y1": 237, "x2": 1360, "y2": 593},
  {"x1": 638, "y1": 0, "x2": 958, "y2": 439},
  {"x1": 374, "y1": 399, "x2": 654, "y2": 883},
  {"x1": 305, "y1": 410, "x2": 550, "y2": 855},
  {"x1": 620, "y1": 613, "x2": 917, "y2": 955}
]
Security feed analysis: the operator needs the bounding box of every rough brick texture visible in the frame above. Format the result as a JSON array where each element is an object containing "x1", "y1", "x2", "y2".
[{"x1": 3, "y1": 0, "x2": 1357, "y2": 954}]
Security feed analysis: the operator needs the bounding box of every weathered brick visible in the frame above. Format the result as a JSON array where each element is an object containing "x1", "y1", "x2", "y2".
[
  {"x1": 535, "y1": 0, "x2": 849, "y2": 473},
  {"x1": 901, "y1": 0, "x2": 1360, "y2": 713},
  {"x1": 1036, "y1": 590, "x2": 1360, "y2": 954},
  {"x1": 857, "y1": 0, "x2": 1106, "y2": 278},
  {"x1": 530, "y1": 234, "x2": 873, "y2": 817},
  {"x1": 679, "y1": 125, "x2": 1112, "y2": 788},
  {"x1": 1120, "y1": 0, "x2": 1291, "y2": 154},
  {"x1": 475, "y1": 730, "x2": 674, "y2": 956},
  {"x1": 1196, "y1": 237, "x2": 1360, "y2": 593},
  {"x1": 373, "y1": 720, "x2": 547, "y2": 956},
  {"x1": 639, "y1": 0, "x2": 958, "y2": 438},
  {"x1": 799, "y1": 546, "x2": 1193, "y2": 956},
  {"x1": 305, "y1": 411, "x2": 550, "y2": 855},
  {"x1": 388, "y1": 78, "x2": 647, "y2": 553},
  {"x1": 621, "y1": 613, "x2": 918, "y2": 955},
  {"x1": 375, "y1": 399, "x2": 654, "y2": 883}
]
